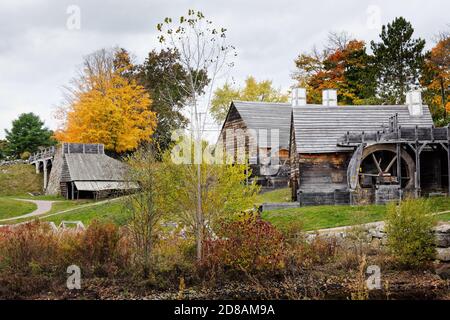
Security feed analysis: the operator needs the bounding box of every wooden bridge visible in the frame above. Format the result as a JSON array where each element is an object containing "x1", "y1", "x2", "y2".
[{"x1": 28, "y1": 146, "x2": 56, "y2": 191}]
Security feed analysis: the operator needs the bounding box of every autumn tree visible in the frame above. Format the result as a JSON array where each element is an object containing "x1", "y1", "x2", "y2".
[
  {"x1": 55, "y1": 48, "x2": 156, "y2": 153},
  {"x1": 371, "y1": 17, "x2": 426, "y2": 104},
  {"x1": 5, "y1": 113, "x2": 55, "y2": 158},
  {"x1": 157, "y1": 10, "x2": 236, "y2": 261},
  {"x1": 294, "y1": 39, "x2": 377, "y2": 105},
  {"x1": 421, "y1": 33, "x2": 450, "y2": 124},
  {"x1": 210, "y1": 76, "x2": 288, "y2": 123},
  {"x1": 136, "y1": 49, "x2": 207, "y2": 154}
]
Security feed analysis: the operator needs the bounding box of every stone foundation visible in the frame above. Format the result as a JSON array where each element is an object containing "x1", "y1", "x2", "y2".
[{"x1": 309, "y1": 222, "x2": 450, "y2": 279}]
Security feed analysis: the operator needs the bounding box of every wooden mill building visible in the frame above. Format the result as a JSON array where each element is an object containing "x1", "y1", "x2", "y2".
[
  {"x1": 219, "y1": 88, "x2": 450, "y2": 205},
  {"x1": 289, "y1": 89, "x2": 450, "y2": 205},
  {"x1": 217, "y1": 100, "x2": 292, "y2": 187}
]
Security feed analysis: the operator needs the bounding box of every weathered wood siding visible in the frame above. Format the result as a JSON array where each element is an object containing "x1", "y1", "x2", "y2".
[
  {"x1": 298, "y1": 153, "x2": 351, "y2": 192},
  {"x1": 289, "y1": 117, "x2": 300, "y2": 200},
  {"x1": 217, "y1": 105, "x2": 256, "y2": 164}
]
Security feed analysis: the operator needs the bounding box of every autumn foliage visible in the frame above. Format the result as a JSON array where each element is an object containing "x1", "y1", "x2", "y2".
[{"x1": 55, "y1": 49, "x2": 156, "y2": 153}]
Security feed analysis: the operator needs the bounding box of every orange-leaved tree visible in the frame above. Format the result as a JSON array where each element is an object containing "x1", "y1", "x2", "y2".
[
  {"x1": 55, "y1": 48, "x2": 156, "y2": 153},
  {"x1": 421, "y1": 34, "x2": 450, "y2": 124}
]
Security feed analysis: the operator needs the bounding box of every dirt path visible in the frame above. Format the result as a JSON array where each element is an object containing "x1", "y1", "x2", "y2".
[{"x1": 0, "y1": 199, "x2": 57, "y2": 222}]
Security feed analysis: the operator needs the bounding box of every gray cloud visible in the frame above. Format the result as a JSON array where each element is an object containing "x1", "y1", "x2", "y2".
[{"x1": 0, "y1": 0, "x2": 448, "y2": 138}]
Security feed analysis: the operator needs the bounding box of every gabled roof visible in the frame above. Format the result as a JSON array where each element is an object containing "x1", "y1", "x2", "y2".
[
  {"x1": 292, "y1": 105, "x2": 434, "y2": 153},
  {"x1": 225, "y1": 101, "x2": 292, "y2": 149},
  {"x1": 65, "y1": 153, "x2": 128, "y2": 181}
]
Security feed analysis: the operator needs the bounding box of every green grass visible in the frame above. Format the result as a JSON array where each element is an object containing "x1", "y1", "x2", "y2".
[
  {"x1": 262, "y1": 204, "x2": 386, "y2": 231},
  {"x1": 438, "y1": 212, "x2": 450, "y2": 221},
  {"x1": 0, "y1": 164, "x2": 43, "y2": 196},
  {"x1": 255, "y1": 188, "x2": 291, "y2": 204},
  {"x1": 0, "y1": 198, "x2": 37, "y2": 220},
  {"x1": 262, "y1": 196, "x2": 450, "y2": 231},
  {"x1": 42, "y1": 199, "x2": 130, "y2": 226}
]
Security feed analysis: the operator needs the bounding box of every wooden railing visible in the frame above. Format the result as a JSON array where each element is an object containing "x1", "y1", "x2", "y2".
[
  {"x1": 338, "y1": 125, "x2": 450, "y2": 146},
  {"x1": 28, "y1": 146, "x2": 56, "y2": 163}
]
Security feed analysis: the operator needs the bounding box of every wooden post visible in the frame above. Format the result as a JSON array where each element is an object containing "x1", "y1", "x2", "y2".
[
  {"x1": 396, "y1": 143, "x2": 401, "y2": 189},
  {"x1": 43, "y1": 159, "x2": 48, "y2": 191},
  {"x1": 447, "y1": 126, "x2": 450, "y2": 196},
  {"x1": 71, "y1": 181, "x2": 75, "y2": 200},
  {"x1": 415, "y1": 140, "x2": 421, "y2": 198}
]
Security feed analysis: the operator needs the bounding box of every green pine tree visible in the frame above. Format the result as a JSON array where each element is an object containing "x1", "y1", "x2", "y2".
[
  {"x1": 371, "y1": 17, "x2": 426, "y2": 104},
  {"x1": 5, "y1": 113, "x2": 55, "y2": 158}
]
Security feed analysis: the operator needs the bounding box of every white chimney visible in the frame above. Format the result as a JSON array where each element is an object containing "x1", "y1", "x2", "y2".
[
  {"x1": 406, "y1": 90, "x2": 423, "y2": 116},
  {"x1": 322, "y1": 89, "x2": 337, "y2": 106},
  {"x1": 291, "y1": 87, "x2": 307, "y2": 106}
]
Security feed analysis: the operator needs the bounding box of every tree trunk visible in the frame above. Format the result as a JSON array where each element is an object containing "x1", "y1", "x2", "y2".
[{"x1": 196, "y1": 161, "x2": 203, "y2": 261}]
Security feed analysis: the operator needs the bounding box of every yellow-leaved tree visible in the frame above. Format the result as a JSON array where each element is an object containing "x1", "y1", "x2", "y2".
[{"x1": 55, "y1": 48, "x2": 156, "y2": 153}]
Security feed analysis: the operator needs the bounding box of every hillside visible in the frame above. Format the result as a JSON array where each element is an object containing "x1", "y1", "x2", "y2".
[{"x1": 0, "y1": 164, "x2": 43, "y2": 196}]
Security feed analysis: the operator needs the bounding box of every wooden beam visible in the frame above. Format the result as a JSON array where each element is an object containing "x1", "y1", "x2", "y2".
[
  {"x1": 372, "y1": 153, "x2": 383, "y2": 174},
  {"x1": 418, "y1": 142, "x2": 428, "y2": 155},
  {"x1": 448, "y1": 126, "x2": 450, "y2": 196},
  {"x1": 396, "y1": 144, "x2": 401, "y2": 196},
  {"x1": 415, "y1": 140, "x2": 421, "y2": 197}
]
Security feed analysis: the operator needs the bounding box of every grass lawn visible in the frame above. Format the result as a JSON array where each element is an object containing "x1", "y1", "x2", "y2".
[
  {"x1": 0, "y1": 164, "x2": 43, "y2": 196},
  {"x1": 262, "y1": 196, "x2": 450, "y2": 231},
  {"x1": 42, "y1": 199, "x2": 130, "y2": 226},
  {"x1": 255, "y1": 188, "x2": 291, "y2": 204},
  {"x1": 0, "y1": 198, "x2": 37, "y2": 220},
  {"x1": 262, "y1": 204, "x2": 386, "y2": 231}
]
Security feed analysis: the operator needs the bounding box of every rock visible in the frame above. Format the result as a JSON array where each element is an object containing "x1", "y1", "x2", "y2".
[
  {"x1": 435, "y1": 233, "x2": 450, "y2": 248},
  {"x1": 434, "y1": 223, "x2": 450, "y2": 248},
  {"x1": 434, "y1": 223, "x2": 450, "y2": 234},
  {"x1": 435, "y1": 263, "x2": 450, "y2": 280},
  {"x1": 436, "y1": 248, "x2": 450, "y2": 262},
  {"x1": 369, "y1": 229, "x2": 385, "y2": 239}
]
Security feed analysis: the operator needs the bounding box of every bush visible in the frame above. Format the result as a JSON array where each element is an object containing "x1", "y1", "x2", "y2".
[
  {"x1": 150, "y1": 229, "x2": 196, "y2": 288},
  {"x1": 0, "y1": 222, "x2": 60, "y2": 274},
  {"x1": 20, "y1": 151, "x2": 31, "y2": 160},
  {"x1": 201, "y1": 213, "x2": 285, "y2": 277},
  {"x1": 0, "y1": 221, "x2": 130, "y2": 279},
  {"x1": 76, "y1": 220, "x2": 130, "y2": 277},
  {"x1": 385, "y1": 199, "x2": 435, "y2": 268}
]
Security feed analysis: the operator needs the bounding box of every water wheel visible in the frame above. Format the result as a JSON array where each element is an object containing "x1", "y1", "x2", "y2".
[{"x1": 358, "y1": 144, "x2": 415, "y2": 189}]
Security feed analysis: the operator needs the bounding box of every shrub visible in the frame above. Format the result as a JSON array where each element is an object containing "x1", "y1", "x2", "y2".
[
  {"x1": 202, "y1": 213, "x2": 285, "y2": 277},
  {"x1": 20, "y1": 151, "x2": 31, "y2": 160},
  {"x1": 0, "y1": 222, "x2": 60, "y2": 274},
  {"x1": 385, "y1": 199, "x2": 435, "y2": 268},
  {"x1": 150, "y1": 230, "x2": 196, "y2": 288},
  {"x1": 76, "y1": 220, "x2": 130, "y2": 277},
  {"x1": 285, "y1": 234, "x2": 339, "y2": 271}
]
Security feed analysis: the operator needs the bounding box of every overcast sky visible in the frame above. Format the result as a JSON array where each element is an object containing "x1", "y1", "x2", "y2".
[{"x1": 0, "y1": 0, "x2": 448, "y2": 139}]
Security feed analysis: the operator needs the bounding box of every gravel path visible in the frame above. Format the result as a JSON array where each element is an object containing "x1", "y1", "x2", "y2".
[{"x1": 0, "y1": 199, "x2": 57, "y2": 222}]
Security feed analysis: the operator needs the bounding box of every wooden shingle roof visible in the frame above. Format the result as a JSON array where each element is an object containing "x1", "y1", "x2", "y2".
[
  {"x1": 232, "y1": 101, "x2": 292, "y2": 149},
  {"x1": 292, "y1": 105, "x2": 434, "y2": 153},
  {"x1": 65, "y1": 153, "x2": 128, "y2": 181}
]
